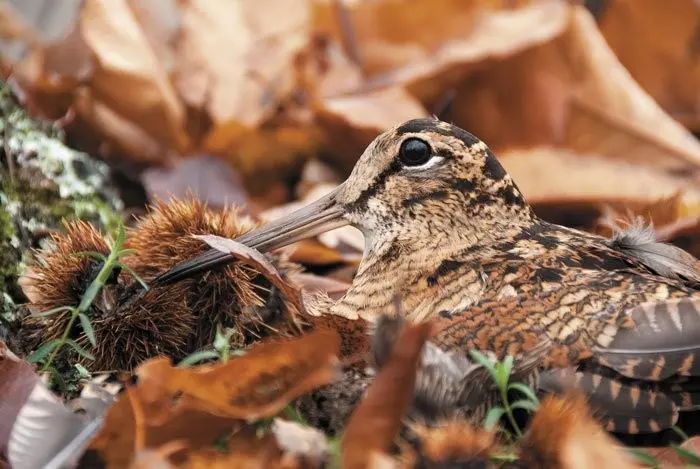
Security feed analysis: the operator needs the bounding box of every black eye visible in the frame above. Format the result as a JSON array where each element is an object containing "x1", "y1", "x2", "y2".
[{"x1": 399, "y1": 138, "x2": 432, "y2": 166}]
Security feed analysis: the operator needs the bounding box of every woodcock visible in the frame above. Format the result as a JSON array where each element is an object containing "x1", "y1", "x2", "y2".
[{"x1": 155, "y1": 118, "x2": 700, "y2": 435}]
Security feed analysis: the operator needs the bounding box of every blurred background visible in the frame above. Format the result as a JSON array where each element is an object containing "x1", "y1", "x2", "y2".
[{"x1": 3, "y1": 0, "x2": 700, "y2": 277}]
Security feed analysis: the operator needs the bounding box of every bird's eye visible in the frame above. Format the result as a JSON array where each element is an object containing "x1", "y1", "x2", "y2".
[{"x1": 399, "y1": 138, "x2": 432, "y2": 167}]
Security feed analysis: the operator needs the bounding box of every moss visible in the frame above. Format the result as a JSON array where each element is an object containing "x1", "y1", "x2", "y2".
[{"x1": 0, "y1": 81, "x2": 123, "y2": 319}]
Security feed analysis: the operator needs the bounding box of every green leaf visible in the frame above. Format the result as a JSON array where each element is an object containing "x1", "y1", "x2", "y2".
[
  {"x1": 78, "y1": 313, "x2": 97, "y2": 347},
  {"x1": 27, "y1": 339, "x2": 61, "y2": 363},
  {"x1": 214, "y1": 327, "x2": 229, "y2": 354},
  {"x1": 508, "y1": 382, "x2": 540, "y2": 406},
  {"x1": 510, "y1": 399, "x2": 538, "y2": 413},
  {"x1": 177, "y1": 350, "x2": 221, "y2": 367},
  {"x1": 116, "y1": 263, "x2": 149, "y2": 290},
  {"x1": 495, "y1": 357, "x2": 514, "y2": 390},
  {"x1": 35, "y1": 306, "x2": 74, "y2": 318},
  {"x1": 672, "y1": 425, "x2": 691, "y2": 441},
  {"x1": 627, "y1": 448, "x2": 660, "y2": 467},
  {"x1": 469, "y1": 349, "x2": 498, "y2": 383},
  {"x1": 114, "y1": 223, "x2": 126, "y2": 250},
  {"x1": 70, "y1": 251, "x2": 107, "y2": 261},
  {"x1": 671, "y1": 444, "x2": 700, "y2": 465},
  {"x1": 115, "y1": 248, "x2": 137, "y2": 257},
  {"x1": 74, "y1": 363, "x2": 91, "y2": 379},
  {"x1": 483, "y1": 406, "x2": 506, "y2": 430},
  {"x1": 65, "y1": 339, "x2": 95, "y2": 360},
  {"x1": 78, "y1": 280, "x2": 103, "y2": 313}
]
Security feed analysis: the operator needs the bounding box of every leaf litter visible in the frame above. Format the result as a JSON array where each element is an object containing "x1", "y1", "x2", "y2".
[{"x1": 3, "y1": 0, "x2": 700, "y2": 468}]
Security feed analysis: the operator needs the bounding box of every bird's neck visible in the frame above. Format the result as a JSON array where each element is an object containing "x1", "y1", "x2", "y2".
[{"x1": 329, "y1": 209, "x2": 539, "y2": 320}]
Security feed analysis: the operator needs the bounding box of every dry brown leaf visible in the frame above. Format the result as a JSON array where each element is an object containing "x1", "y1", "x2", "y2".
[
  {"x1": 449, "y1": 4, "x2": 700, "y2": 177},
  {"x1": 312, "y1": 0, "x2": 505, "y2": 76},
  {"x1": 136, "y1": 329, "x2": 340, "y2": 420},
  {"x1": 88, "y1": 385, "x2": 242, "y2": 469},
  {"x1": 498, "y1": 147, "x2": 700, "y2": 209},
  {"x1": 0, "y1": 2, "x2": 40, "y2": 45},
  {"x1": 0, "y1": 343, "x2": 38, "y2": 460},
  {"x1": 173, "y1": 0, "x2": 311, "y2": 147},
  {"x1": 194, "y1": 234, "x2": 305, "y2": 314},
  {"x1": 295, "y1": 272, "x2": 350, "y2": 299},
  {"x1": 341, "y1": 320, "x2": 433, "y2": 469},
  {"x1": 79, "y1": 0, "x2": 189, "y2": 153},
  {"x1": 359, "y1": 0, "x2": 570, "y2": 102},
  {"x1": 315, "y1": 86, "x2": 430, "y2": 173},
  {"x1": 644, "y1": 436, "x2": 700, "y2": 468},
  {"x1": 600, "y1": 0, "x2": 700, "y2": 131}
]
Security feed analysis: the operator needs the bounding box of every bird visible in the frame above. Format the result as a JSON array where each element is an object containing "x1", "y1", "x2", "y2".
[{"x1": 153, "y1": 117, "x2": 700, "y2": 434}]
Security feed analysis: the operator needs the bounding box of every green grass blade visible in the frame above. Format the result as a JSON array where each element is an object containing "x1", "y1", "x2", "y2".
[
  {"x1": 77, "y1": 280, "x2": 102, "y2": 313},
  {"x1": 69, "y1": 251, "x2": 107, "y2": 261},
  {"x1": 671, "y1": 444, "x2": 700, "y2": 465},
  {"x1": 508, "y1": 382, "x2": 540, "y2": 406},
  {"x1": 510, "y1": 399, "x2": 538, "y2": 412},
  {"x1": 177, "y1": 350, "x2": 221, "y2": 367},
  {"x1": 65, "y1": 339, "x2": 95, "y2": 360},
  {"x1": 627, "y1": 448, "x2": 660, "y2": 467},
  {"x1": 116, "y1": 263, "x2": 149, "y2": 290},
  {"x1": 483, "y1": 406, "x2": 506, "y2": 430},
  {"x1": 469, "y1": 349, "x2": 498, "y2": 383},
  {"x1": 78, "y1": 313, "x2": 97, "y2": 347},
  {"x1": 27, "y1": 339, "x2": 60, "y2": 363},
  {"x1": 34, "y1": 306, "x2": 74, "y2": 318}
]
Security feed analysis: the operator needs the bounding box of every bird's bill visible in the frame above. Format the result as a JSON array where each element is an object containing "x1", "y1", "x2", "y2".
[{"x1": 236, "y1": 184, "x2": 349, "y2": 252}]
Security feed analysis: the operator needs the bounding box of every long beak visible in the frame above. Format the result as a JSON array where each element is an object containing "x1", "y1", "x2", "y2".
[
  {"x1": 152, "y1": 184, "x2": 349, "y2": 286},
  {"x1": 236, "y1": 183, "x2": 349, "y2": 252}
]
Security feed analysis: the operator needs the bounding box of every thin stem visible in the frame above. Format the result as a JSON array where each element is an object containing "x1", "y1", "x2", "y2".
[
  {"x1": 501, "y1": 387, "x2": 522, "y2": 438},
  {"x1": 40, "y1": 308, "x2": 78, "y2": 373}
]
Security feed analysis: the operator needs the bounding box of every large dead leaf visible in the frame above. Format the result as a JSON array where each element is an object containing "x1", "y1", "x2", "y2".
[
  {"x1": 136, "y1": 329, "x2": 340, "y2": 420},
  {"x1": 448, "y1": 5, "x2": 700, "y2": 175},
  {"x1": 599, "y1": 0, "x2": 700, "y2": 131},
  {"x1": 341, "y1": 320, "x2": 433, "y2": 469},
  {"x1": 173, "y1": 0, "x2": 312, "y2": 149},
  {"x1": 312, "y1": 0, "x2": 532, "y2": 76},
  {"x1": 0, "y1": 343, "x2": 37, "y2": 460},
  {"x1": 315, "y1": 86, "x2": 430, "y2": 173},
  {"x1": 79, "y1": 0, "x2": 189, "y2": 153}
]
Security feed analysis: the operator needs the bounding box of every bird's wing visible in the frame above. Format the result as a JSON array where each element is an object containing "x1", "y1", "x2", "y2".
[
  {"x1": 539, "y1": 367, "x2": 678, "y2": 434},
  {"x1": 592, "y1": 297, "x2": 700, "y2": 381}
]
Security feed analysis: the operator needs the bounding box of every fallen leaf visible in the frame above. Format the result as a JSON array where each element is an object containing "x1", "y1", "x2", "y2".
[
  {"x1": 645, "y1": 436, "x2": 700, "y2": 467},
  {"x1": 7, "y1": 382, "x2": 86, "y2": 469},
  {"x1": 312, "y1": 0, "x2": 500, "y2": 76},
  {"x1": 341, "y1": 321, "x2": 433, "y2": 469},
  {"x1": 295, "y1": 272, "x2": 350, "y2": 300},
  {"x1": 599, "y1": 0, "x2": 700, "y2": 131},
  {"x1": 314, "y1": 86, "x2": 430, "y2": 174},
  {"x1": 141, "y1": 155, "x2": 250, "y2": 210},
  {"x1": 194, "y1": 234, "x2": 306, "y2": 314},
  {"x1": 173, "y1": 0, "x2": 311, "y2": 147},
  {"x1": 136, "y1": 329, "x2": 341, "y2": 420},
  {"x1": 79, "y1": 0, "x2": 189, "y2": 153},
  {"x1": 0, "y1": 343, "x2": 37, "y2": 461},
  {"x1": 449, "y1": 4, "x2": 700, "y2": 179}
]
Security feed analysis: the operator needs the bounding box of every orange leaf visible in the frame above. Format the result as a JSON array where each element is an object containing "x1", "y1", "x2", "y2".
[
  {"x1": 341, "y1": 321, "x2": 433, "y2": 469},
  {"x1": 136, "y1": 329, "x2": 341, "y2": 420}
]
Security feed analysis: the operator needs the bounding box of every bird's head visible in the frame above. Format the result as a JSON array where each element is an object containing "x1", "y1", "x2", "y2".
[{"x1": 235, "y1": 118, "x2": 535, "y2": 257}]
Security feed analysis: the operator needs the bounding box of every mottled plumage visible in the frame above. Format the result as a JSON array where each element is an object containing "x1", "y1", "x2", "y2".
[{"x1": 155, "y1": 118, "x2": 700, "y2": 434}]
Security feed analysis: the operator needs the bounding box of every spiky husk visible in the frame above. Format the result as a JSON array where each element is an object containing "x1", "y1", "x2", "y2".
[
  {"x1": 124, "y1": 195, "x2": 302, "y2": 349},
  {"x1": 519, "y1": 394, "x2": 640, "y2": 469},
  {"x1": 85, "y1": 283, "x2": 196, "y2": 371},
  {"x1": 21, "y1": 220, "x2": 112, "y2": 348},
  {"x1": 20, "y1": 219, "x2": 198, "y2": 371},
  {"x1": 401, "y1": 421, "x2": 498, "y2": 468}
]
